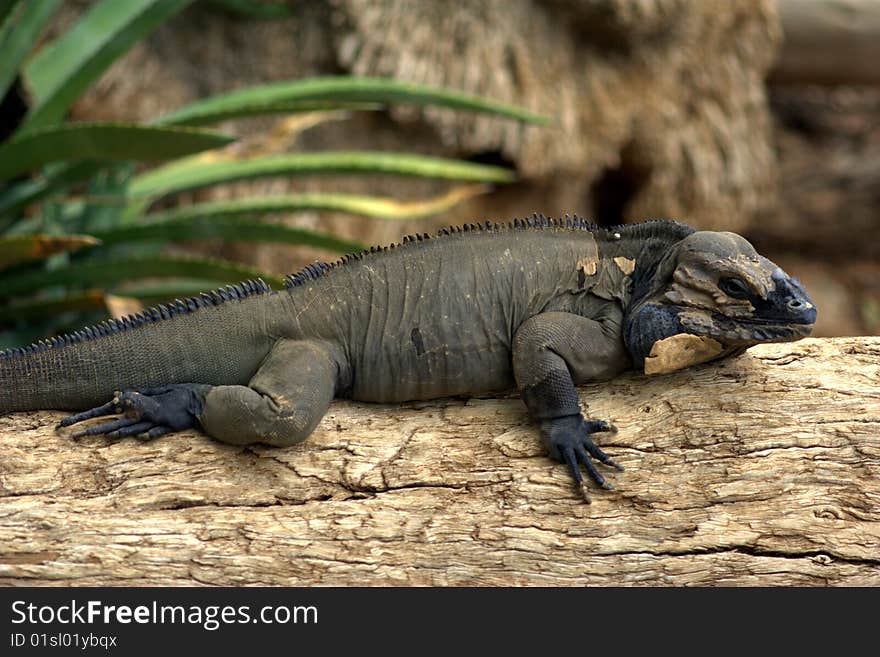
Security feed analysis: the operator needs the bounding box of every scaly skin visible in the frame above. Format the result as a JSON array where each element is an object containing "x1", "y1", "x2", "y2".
[{"x1": 0, "y1": 216, "x2": 817, "y2": 502}]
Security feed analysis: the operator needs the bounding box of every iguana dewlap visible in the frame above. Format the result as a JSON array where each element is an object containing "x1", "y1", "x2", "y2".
[{"x1": 0, "y1": 217, "x2": 816, "y2": 502}]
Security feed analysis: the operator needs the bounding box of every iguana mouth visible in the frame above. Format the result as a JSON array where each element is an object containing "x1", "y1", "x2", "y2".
[
  {"x1": 676, "y1": 309, "x2": 814, "y2": 345},
  {"x1": 707, "y1": 317, "x2": 814, "y2": 344}
]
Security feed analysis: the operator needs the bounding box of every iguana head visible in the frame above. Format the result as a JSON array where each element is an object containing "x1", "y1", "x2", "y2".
[{"x1": 624, "y1": 230, "x2": 816, "y2": 374}]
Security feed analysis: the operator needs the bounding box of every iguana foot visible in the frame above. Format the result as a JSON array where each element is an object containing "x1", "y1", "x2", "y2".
[
  {"x1": 540, "y1": 415, "x2": 623, "y2": 503},
  {"x1": 57, "y1": 384, "x2": 210, "y2": 440}
]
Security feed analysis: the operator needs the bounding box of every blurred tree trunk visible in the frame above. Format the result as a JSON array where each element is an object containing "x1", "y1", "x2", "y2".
[
  {"x1": 772, "y1": 0, "x2": 880, "y2": 85},
  {"x1": 763, "y1": 0, "x2": 880, "y2": 336}
]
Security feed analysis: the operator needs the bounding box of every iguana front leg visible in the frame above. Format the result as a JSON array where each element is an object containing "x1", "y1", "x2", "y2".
[
  {"x1": 59, "y1": 339, "x2": 344, "y2": 447},
  {"x1": 513, "y1": 311, "x2": 629, "y2": 502}
]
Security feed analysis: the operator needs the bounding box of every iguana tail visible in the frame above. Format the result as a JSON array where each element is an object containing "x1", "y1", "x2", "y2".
[{"x1": 0, "y1": 281, "x2": 284, "y2": 413}]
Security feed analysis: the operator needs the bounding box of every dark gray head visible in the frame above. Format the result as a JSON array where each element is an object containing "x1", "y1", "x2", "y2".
[{"x1": 624, "y1": 230, "x2": 816, "y2": 371}]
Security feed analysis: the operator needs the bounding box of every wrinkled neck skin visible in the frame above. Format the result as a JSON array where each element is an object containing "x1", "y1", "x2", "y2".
[
  {"x1": 624, "y1": 298, "x2": 748, "y2": 371},
  {"x1": 623, "y1": 248, "x2": 691, "y2": 369}
]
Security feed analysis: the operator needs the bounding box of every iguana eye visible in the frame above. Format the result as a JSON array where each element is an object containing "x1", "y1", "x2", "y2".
[{"x1": 718, "y1": 277, "x2": 750, "y2": 299}]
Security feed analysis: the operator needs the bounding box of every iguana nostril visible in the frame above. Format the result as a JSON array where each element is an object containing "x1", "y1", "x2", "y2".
[{"x1": 786, "y1": 296, "x2": 815, "y2": 316}]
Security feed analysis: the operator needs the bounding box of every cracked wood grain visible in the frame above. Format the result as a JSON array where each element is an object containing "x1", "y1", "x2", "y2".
[{"x1": 0, "y1": 337, "x2": 878, "y2": 586}]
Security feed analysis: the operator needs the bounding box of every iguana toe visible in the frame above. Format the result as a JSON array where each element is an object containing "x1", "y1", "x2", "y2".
[
  {"x1": 582, "y1": 420, "x2": 624, "y2": 470},
  {"x1": 70, "y1": 417, "x2": 140, "y2": 439},
  {"x1": 541, "y1": 414, "x2": 622, "y2": 501},
  {"x1": 56, "y1": 400, "x2": 120, "y2": 429}
]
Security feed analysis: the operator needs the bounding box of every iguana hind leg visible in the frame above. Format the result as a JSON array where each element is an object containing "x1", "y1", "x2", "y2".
[
  {"x1": 59, "y1": 339, "x2": 344, "y2": 448},
  {"x1": 513, "y1": 311, "x2": 628, "y2": 502},
  {"x1": 199, "y1": 339, "x2": 342, "y2": 446}
]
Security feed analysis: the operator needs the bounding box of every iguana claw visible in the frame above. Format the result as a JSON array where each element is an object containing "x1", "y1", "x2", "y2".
[
  {"x1": 57, "y1": 384, "x2": 210, "y2": 441},
  {"x1": 541, "y1": 414, "x2": 622, "y2": 501}
]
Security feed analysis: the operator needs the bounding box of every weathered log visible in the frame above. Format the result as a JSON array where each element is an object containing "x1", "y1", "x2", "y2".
[{"x1": 0, "y1": 337, "x2": 878, "y2": 586}]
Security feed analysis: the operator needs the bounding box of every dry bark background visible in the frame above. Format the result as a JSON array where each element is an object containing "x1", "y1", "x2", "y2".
[
  {"x1": 771, "y1": 0, "x2": 880, "y2": 86},
  {"x1": 758, "y1": 85, "x2": 880, "y2": 337},
  {"x1": 1, "y1": 337, "x2": 878, "y2": 586},
  {"x1": 50, "y1": 0, "x2": 780, "y2": 250}
]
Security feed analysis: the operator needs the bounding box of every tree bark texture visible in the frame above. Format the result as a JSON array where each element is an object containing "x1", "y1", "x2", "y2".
[{"x1": 1, "y1": 337, "x2": 877, "y2": 586}]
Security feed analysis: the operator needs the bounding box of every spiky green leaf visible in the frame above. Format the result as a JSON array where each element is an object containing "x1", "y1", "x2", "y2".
[
  {"x1": 0, "y1": 162, "x2": 101, "y2": 223},
  {"x1": 0, "y1": 256, "x2": 282, "y2": 299},
  {"x1": 21, "y1": 0, "x2": 193, "y2": 133},
  {"x1": 158, "y1": 75, "x2": 549, "y2": 127},
  {"x1": 0, "y1": 0, "x2": 60, "y2": 102},
  {"x1": 0, "y1": 123, "x2": 234, "y2": 180},
  {"x1": 92, "y1": 217, "x2": 363, "y2": 252},
  {"x1": 139, "y1": 185, "x2": 488, "y2": 224},
  {"x1": 129, "y1": 151, "x2": 515, "y2": 200},
  {"x1": 0, "y1": 234, "x2": 100, "y2": 269},
  {"x1": 164, "y1": 100, "x2": 383, "y2": 125},
  {"x1": 0, "y1": 289, "x2": 106, "y2": 323},
  {"x1": 0, "y1": 1, "x2": 24, "y2": 26}
]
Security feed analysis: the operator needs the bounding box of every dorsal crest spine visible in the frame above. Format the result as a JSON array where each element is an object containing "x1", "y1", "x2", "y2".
[{"x1": 281, "y1": 215, "x2": 693, "y2": 293}]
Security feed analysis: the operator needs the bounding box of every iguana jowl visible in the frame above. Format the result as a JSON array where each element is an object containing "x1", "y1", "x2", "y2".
[{"x1": 0, "y1": 217, "x2": 817, "y2": 502}]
